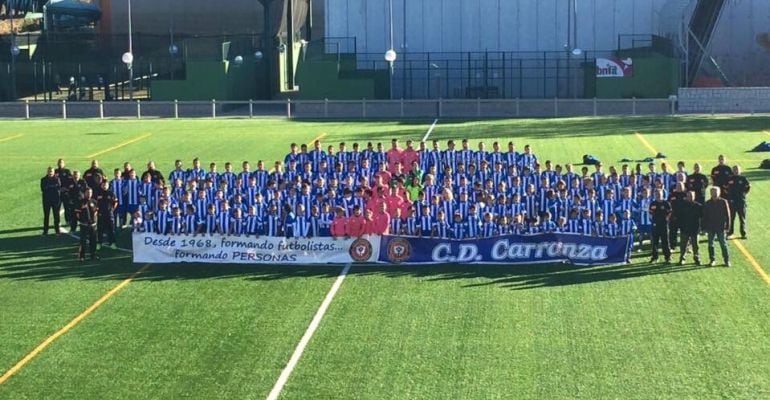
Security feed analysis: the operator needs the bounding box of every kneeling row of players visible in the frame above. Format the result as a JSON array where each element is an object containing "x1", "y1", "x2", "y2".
[{"x1": 132, "y1": 206, "x2": 637, "y2": 240}]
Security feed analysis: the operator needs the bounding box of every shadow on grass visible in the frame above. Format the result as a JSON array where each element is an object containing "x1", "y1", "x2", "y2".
[
  {"x1": 0, "y1": 227, "x2": 43, "y2": 235},
  {"x1": 0, "y1": 233, "x2": 709, "y2": 291}
]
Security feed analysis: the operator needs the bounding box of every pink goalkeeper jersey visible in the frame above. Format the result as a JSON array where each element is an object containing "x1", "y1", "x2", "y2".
[
  {"x1": 386, "y1": 148, "x2": 403, "y2": 172},
  {"x1": 371, "y1": 212, "x2": 391, "y2": 235},
  {"x1": 346, "y1": 215, "x2": 367, "y2": 237}
]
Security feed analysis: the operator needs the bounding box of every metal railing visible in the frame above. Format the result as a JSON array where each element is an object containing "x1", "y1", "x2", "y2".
[{"x1": 0, "y1": 97, "x2": 677, "y2": 120}]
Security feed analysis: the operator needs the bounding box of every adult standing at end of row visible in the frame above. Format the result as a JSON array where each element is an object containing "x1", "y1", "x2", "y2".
[
  {"x1": 709, "y1": 156, "x2": 751, "y2": 238},
  {"x1": 726, "y1": 165, "x2": 750, "y2": 239},
  {"x1": 41, "y1": 167, "x2": 62, "y2": 235}
]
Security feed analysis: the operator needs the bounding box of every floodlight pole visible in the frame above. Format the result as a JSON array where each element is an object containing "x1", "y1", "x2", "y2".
[
  {"x1": 388, "y1": 0, "x2": 394, "y2": 99},
  {"x1": 127, "y1": 0, "x2": 134, "y2": 100},
  {"x1": 9, "y1": 15, "x2": 17, "y2": 101},
  {"x1": 566, "y1": 0, "x2": 579, "y2": 98},
  {"x1": 169, "y1": 4, "x2": 175, "y2": 80},
  {"x1": 573, "y1": 0, "x2": 579, "y2": 98},
  {"x1": 286, "y1": 0, "x2": 295, "y2": 90}
]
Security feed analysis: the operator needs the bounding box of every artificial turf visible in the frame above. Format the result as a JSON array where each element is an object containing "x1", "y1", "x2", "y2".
[{"x1": 1, "y1": 117, "x2": 769, "y2": 399}]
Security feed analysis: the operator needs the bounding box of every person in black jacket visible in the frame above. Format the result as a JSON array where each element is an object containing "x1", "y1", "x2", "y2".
[
  {"x1": 55, "y1": 159, "x2": 74, "y2": 227},
  {"x1": 710, "y1": 155, "x2": 732, "y2": 193},
  {"x1": 141, "y1": 160, "x2": 165, "y2": 185},
  {"x1": 96, "y1": 180, "x2": 118, "y2": 248},
  {"x1": 66, "y1": 170, "x2": 89, "y2": 233},
  {"x1": 83, "y1": 159, "x2": 105, "y2": 190},
  {"x1": 668, "y1": 182, "x2": 687, "y2": 250},
  {"x1": 686, "y1": 163, "x2": 709, "y2": 204},
  {"x1": 75, "y1": 188, "x2": 100, "y2": 261},
  {"x1": 726, "y1": 165, "x2": 750, "y2": 239},
  {"x1": 649, "y1": 188, "x2": 672, "y2": 264},
  {"x1": 678, "y1": 191, "x2": 703, "y2": 265},
  {"x1": 40, "y1": 167, "x2": 62, "y2": 235}
]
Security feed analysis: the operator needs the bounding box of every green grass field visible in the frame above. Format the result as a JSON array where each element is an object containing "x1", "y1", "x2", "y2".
[{"x1": 1, "y1": 116, "x2": 769, "y2": 399}]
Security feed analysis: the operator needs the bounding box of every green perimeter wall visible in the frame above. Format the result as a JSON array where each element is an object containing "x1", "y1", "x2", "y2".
[
  {"x1": 295, "y1": 54, "x2": 389, "y2": 100},
  {"x1": 585, "y1": 52, "x2": 680, "y2": 99},
  {"x1": 152, "y1": 61, "x2": 266, "y2": 101}
]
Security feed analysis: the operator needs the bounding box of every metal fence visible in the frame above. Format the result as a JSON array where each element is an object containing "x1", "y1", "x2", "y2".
[
  {"x1": 0, "y1": 32, "x2": 265, "y2": 101},
  {"x1": 0, "y1": 98, "x2": 676, "y2": 120}
]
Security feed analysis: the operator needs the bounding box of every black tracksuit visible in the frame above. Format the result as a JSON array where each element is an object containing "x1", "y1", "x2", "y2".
[
  {"x1": 40, "y1": 175, "x2": 62, "y2": 234},
  {"x1": 76, "y1": 198, "x2": 99, "y2": 259},
  {"x1": 726, "y1": 175, "x2": 750, "y2": 237},
  {"x1": 679, "y1": 200, "x2": 703, "y2": 263},
  {"x1": 650, "y1": 199, "x2": 672, "y2": 261}
]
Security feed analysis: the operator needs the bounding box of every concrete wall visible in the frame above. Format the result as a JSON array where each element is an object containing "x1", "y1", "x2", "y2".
[
  {"x1": 325, "y1": 0, "x2": 770, "y2": 85},
  {"x1": 678, "y1": 87, "x2": 770, "y2": 113},
  {"x1": 325, "y1": 0, "x2": 670, "y2": 53}
]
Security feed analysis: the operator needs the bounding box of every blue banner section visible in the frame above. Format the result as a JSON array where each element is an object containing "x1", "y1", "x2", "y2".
[{"x1": 379, "y1": 234, "x2": 631, "y2": 266}]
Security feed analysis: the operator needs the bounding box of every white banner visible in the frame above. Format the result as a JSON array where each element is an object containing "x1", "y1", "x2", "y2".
[
  {"x1": 132, "y1": 233, "x2": 381, "y2": 264},
  {"x1": 596, "y1": 57, "x2": 633, "y2": 78}
]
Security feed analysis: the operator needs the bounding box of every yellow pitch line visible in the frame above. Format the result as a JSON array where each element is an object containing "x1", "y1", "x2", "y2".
[
  {"x1": 733, "y1": 240, "x2": 770, "y2": 287},
  {"x1": 86, "y1": 133, "x2": 152, "y2": 159},
  {"x1": 307, "y1": 132, "x2": 327, "y2": 146},
  {"x1": 0, "y1": 134, "x2": 23, "y2": 144},
  {"x1": 634, "y1": 131, "x2": 659, "y2": 155},
  {"x1": 764, "y1": 130, "x2": 770, "y2": 138},
  {"x1": 0, "y1": 263, "x2": 151, "y2": 385}
]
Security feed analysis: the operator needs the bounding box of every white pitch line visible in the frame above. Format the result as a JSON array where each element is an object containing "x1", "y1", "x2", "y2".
[
  {"x1": 422, "y1": 118, "x2": 439, "y2": 142},
  {"x1": 62, "y1": 229, "x2": 132, "y2": 254},
  {"x1": 266, "y1": 263, "x2": 352, "y2": 400}
]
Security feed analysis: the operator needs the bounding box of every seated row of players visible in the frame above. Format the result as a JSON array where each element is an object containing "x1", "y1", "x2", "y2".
[{"x1": 132, "y1": 195, "x2": 640, "y2": 240}]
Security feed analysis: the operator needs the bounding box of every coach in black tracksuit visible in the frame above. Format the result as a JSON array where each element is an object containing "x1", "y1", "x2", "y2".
[
  {"x1": 66, "y1": 171, "x2": 90, "y2": 233},
  {"x1": 726, "y1": 165, "x2": 750, "y2": 239},
  {"x1": 686, "y1": 163, "x2": 709, "y2": 205},
  {"x1": 678, "y1": 191, "x2": 703, "y2": 265},
  {"x1": 96, "y1": 180, "x2": 118, "y2": 247},
  {"x1": 710, "y1": 155, "x2": 732, "y2": 193},
  {"x1": 649, "y1": 189, "x2": 672, "y2": 264},
  {"x1": 41, "y1": 167, "x2": 62, "y2": 235},
  {"x1": 75, "y1": 188, "x2": 99, "y2": 261},
  {"x1": 55, "y1": 159, "x2": 73, "y2": 225},
  {"x1": 668, "y1": 182, "x2": 687, "y2": 250}
]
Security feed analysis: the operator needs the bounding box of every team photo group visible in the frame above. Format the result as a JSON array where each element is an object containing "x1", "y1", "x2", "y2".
[{"x1": 41, "y1": 138, "x2": 750, "y2": 266}]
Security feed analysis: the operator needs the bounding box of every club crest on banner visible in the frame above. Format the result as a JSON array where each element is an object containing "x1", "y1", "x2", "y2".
[
  {"x1": 386, "y1": 237, "x2": 412, "y2": 263},
  {"x1": 349, "y1": 237, "x2": 373, "y2": 262}
]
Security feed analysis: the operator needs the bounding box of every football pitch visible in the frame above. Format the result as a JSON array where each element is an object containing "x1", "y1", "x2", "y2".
[{"x1": 1, "y1": 116, "x2": 770, "y2": 399}]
